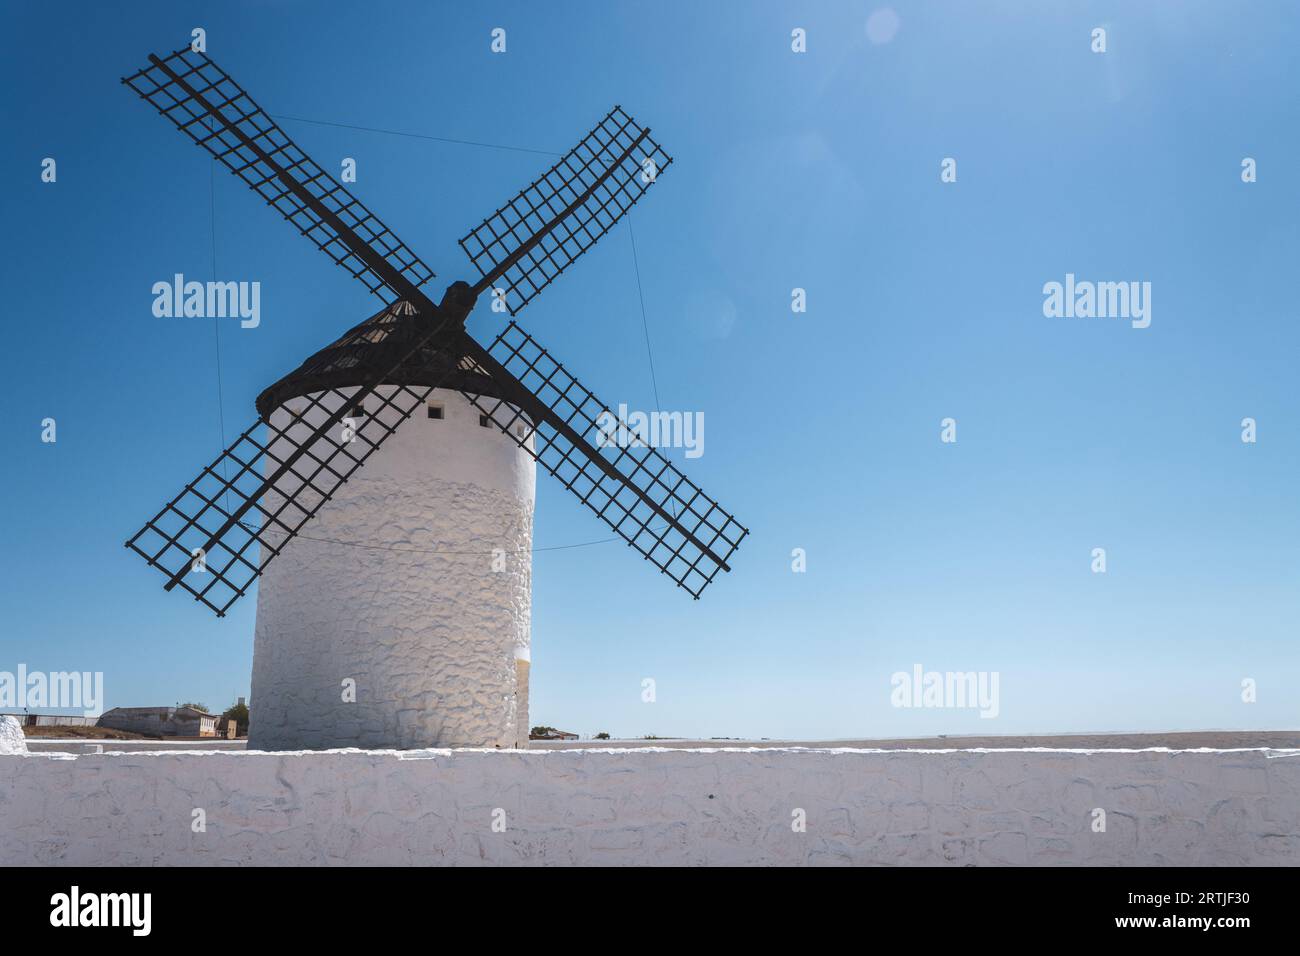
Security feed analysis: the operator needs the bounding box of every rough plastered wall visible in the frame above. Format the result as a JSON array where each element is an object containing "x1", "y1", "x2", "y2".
[
  {"x1": 1, "y1": 748, "x2": 1296, "y2": 866},
  {"x1": 251, "y1": 387, "x2": 535, "y2": 751},
  {"x1": 0, "y1": 716, "x2": 26, "y2": 755}
]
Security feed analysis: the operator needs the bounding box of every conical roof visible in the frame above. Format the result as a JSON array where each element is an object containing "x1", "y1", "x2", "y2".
[{"x1": 255, "y1": 301, "x2": 506, "y2": 417}]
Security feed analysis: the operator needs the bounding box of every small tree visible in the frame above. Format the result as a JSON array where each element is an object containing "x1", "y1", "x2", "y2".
[
  {"x1": 222, "y1": 700, "x2": 250, "y2": 736},
  {"x1": 177, "y1": 701, "x2": 209, "y2": 713},
  {"x1": 530, "y1": 725, "x2": 557, "y2": 738},
  {"x1": 594, "y1": 732, "x2": 610, "y2": 740}
]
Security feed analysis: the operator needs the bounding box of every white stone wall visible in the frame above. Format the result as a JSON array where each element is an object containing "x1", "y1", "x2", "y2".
[
  {"x1": 0, "y1": 716, "x2": 26, "y2": 755},
  {"x1": 1, "y1": 748, "x2": 1296, "y2": 866},
  {"x1": 250, "y1": 386, "x2": 535, "y2": 751}
]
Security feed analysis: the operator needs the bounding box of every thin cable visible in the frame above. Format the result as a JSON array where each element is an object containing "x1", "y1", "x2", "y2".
[
  {"x1": 270, "y1": 113, "x2": 562, "y2": 157},
  {"x1": 628, "y1": 217, "x2": 678, "y2": 518},
  {"x1": 628, "y1": 218, "x2": 664, "y2": 413},
  {"x1": 209, "y1": 154, "x2": 233, "y2": 512},
  {"x1": 245, "y1": 521, "x2": 663, "y2": 556}
]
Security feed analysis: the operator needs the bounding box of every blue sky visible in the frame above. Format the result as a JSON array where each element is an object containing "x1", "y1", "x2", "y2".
[{"x1": 3, "y1": 1, "x2": 1297, "y2": 739}]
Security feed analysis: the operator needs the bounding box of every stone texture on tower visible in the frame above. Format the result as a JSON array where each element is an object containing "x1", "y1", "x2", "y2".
[{"x1": 248, "y1": 376, "x2": 535, "y2": 748}]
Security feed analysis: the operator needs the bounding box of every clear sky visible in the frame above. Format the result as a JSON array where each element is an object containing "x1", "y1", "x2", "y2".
[{"x1": 3, "y1": 1, "x2": 1297, "y2": 739}]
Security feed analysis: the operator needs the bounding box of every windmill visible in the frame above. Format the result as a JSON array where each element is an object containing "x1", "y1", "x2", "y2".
[{"x1": 120, "y1": 44, "x2": 747, "y2": 750}]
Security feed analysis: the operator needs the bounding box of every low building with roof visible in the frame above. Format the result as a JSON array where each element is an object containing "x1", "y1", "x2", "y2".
[{"x1": 97, "y1": 706, "x2": 219, "y2": 738}]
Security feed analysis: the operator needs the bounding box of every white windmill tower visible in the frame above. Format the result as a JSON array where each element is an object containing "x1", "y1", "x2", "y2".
[
  {"x1": 247, "y1": 304, "x2": 537, "y2": 750},
  {"x1": 122, "y1": 44, "x2": 747, "y2": 750}
]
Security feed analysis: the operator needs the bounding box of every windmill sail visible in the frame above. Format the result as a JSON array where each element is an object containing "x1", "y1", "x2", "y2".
[
  {"x1": 122, "y1": 45, "x2": 436, "y2": 302},
  {"x1": 459, "y1": 106, "x2": 672, "y2": 314},
  {"x1": 457, "y1": 323, "x2": 747, "y2": 598}
]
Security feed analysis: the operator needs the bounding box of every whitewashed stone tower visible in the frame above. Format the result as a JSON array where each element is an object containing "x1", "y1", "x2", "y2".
[{"x1": 248, "y1": 303, "x2": 535, "y2": 750}]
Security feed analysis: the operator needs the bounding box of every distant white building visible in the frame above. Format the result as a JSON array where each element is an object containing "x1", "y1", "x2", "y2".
[
  {"x1": 530, "y1": 728, "x2": 579, "y2": 741},
  {"x1": 98, "y1": 706, "x2": 219, "y2": 737}
]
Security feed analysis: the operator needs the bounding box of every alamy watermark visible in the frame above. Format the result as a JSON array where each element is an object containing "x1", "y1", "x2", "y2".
[
  {"x1": 1043, "y1": 273, "x2": 1151, "y2": 329},
  {"x1": 890, "y1": 664, "x2": 1000, "y2": 718},
  {"x1": 0, "y1": 664, "x2": 104, "y2": 717},
  {"x1": 50, "y1": 886, "x2": 151, "y2": 936},
  {"x1": 595, "y1": 403, "x2": 704, "y2": 459},
  {"x1": 152, "y1": 273, "x2": 260, "y2": 328}
]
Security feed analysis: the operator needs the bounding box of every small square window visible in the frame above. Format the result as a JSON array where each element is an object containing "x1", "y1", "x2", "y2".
[
  {"x1": 427, "y1": 403, "x2": 444, "y2": 420},
  {"x1": 350, "y1": 402, "x2": 365, "y2": 418},
  {"x1": 479, "y1": 414, "x2": 492, "y2": 428},
  {"x1": 515, "y1": 425, "x2": 526, "y2": 439}
]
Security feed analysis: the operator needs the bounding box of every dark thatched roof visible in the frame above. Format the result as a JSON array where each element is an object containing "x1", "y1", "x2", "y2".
[{"x1": 255, "y1": 301, "x2": 509, "y2": 417}]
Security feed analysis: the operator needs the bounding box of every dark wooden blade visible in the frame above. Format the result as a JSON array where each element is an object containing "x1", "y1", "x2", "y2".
[
  {"x1": 122, "y1": 44, "x2": 436, "y2": 304},
  {"x1": 459, "y1": 106, "x2": 672, "y2": 315},
  {"x1": 455, "y1": 325, "x2": 746, "y2": 599}
]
